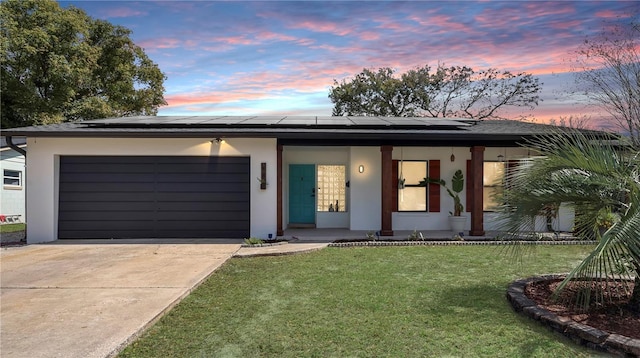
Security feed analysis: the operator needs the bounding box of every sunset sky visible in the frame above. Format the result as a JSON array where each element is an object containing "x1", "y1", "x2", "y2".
[{"x1": 59, "y1": 1, "x2": 638, "y2": 128}]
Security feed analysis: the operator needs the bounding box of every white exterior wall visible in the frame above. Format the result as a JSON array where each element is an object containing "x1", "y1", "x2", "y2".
[
  {"x1": 1, "y1": 148, "x2": 26, "y2": 220},
  {"x1": 25, "y1": 137, "x2": 277, "y2": 243},
  {"x1": 349, "y1": 147, "x2": 381, "y2": 230}
]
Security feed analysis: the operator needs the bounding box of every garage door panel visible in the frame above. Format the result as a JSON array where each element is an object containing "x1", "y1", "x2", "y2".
[
  {"x1": 59, "y1": 220, "x2": 156, "y2": 231},
  {"x1": 154, "y1": 220, "x2": 249, "y2": 231},
  {"x1": 155, "y1": 163, "x2": 249, "y2": 173},
  {"x1": 60, "y1": 163, "x2": 157, "y2": 173},
  {"x1": 155, "y1": 173, "x2": 249, "y2": 183},
  {"x1": 60, "y1": 173, "x2": 157, "y2": 183},
  {"x1": 59, "y1": 182, "x2": 155, "y2": 192},
  {"x1": 61, "y1": 202, "x2": 158, "y2": 211},
  {"x1": 155, "y1": 192, "x2": 249, "y2": 202},
  {"x1": 60, "y1": 192, "x2": 158, "y2": 202},
  {"x1": 58, "y1": 156, "x2": 250, "y2": 239},
  {"x1": 154, "y1": 230, "x2": 248, "y2": 238},
  {"x1": 61, "y1": 230, "x2": 156, "y2": 239},
  {"x1": 58, "y1": 211, "x2": 158, "y2": 221},
  {"x1": 157, "y1": 201, "x2": 248, "y2": 211},
  {"x1": 155, "y1": 182, "x2": 248, "y2": 192},
  {"x1": 154, "y1": 210, "x2": 250, "y2": 221}
]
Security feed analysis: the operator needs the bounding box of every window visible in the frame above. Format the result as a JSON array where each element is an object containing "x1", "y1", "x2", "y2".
[
  {"x1": 398, "y1": 161, "x2": 427, "y2": 211},
  {"x1": 317, "y1": 165, "x2": 346, "y2": 212},
  {"x1": 483, "y1": 162, "x2": 505, "y2": 211},
  {"x1": 3, "y1": 170, "x2": 22, "y2": 188}
]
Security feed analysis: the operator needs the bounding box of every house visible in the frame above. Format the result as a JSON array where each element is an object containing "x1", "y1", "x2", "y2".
[
  {"x1": 4, "y1": 116, "x2": 588, "y2": 244},
  {"x1": 1, "y1": 136, "x2": 26, "y2": 223}
]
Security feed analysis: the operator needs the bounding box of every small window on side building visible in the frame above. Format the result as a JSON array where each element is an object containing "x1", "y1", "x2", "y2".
[{"x1": 3, "y1": 170, "x2": 22, "y2": 188}]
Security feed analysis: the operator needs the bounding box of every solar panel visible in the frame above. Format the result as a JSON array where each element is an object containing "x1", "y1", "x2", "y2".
[{"x1": 81, "y1": 115, "x2": 473, "y2": 129}]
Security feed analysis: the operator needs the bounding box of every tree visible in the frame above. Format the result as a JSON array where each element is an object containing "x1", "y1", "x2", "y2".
[
  {"x1": 0, "y1": 0, "x2": 166, "y2": 128},
  {"x1": 572, "y1": 18, "x2": 640, "y2": 147},
  {"x1": 548, "y1": 115, "x2": 592, "y2": 130},
  {"x1": 498, "y1": 131, "x2": 640, "y2": 311},
  {"x1": 328, "y1": 64, "x2": 541, "y2": 119}
]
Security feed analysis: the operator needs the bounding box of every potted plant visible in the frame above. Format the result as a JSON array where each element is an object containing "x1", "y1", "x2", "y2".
[
  {"x1": 595, "y1": 207, "x2": 620, "y2": 238},
  {"x1": 420, "y1": 169, "x2": 466, "y2": 232}
]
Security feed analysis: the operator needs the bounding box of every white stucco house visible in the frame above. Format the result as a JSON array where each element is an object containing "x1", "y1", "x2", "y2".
[
  {"x1": 1, "y1": 136, "x2": 26, "y2": 223},
  {"x1": 4, "y1": 116, "x2": 592, "y2": 244}
]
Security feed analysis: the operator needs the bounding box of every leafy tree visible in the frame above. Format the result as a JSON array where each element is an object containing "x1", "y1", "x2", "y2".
[
  {"x1": 571, "y1": 18, "x2": 640, "y2": 147},
  {"x1": 0, "y1": 0, "x2": 166, "y2": 128},
  {"x1": 328, "y1": 64, "x2": 541, "y2": 119},
  {"x1": 498, "y1": 131, "x2": 640, "y2": 311}
]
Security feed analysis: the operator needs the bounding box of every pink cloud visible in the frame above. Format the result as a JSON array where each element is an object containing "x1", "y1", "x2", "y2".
[
  {"x1": 138, "y1": 37, "x2": 183, "y2": 50},
  {"x1": 409, "y1": 14, "x2": 474, "y2": 34},
  {"x1": 360, "y1": 31, "x2": 380, "y2": 41},
  {"x1": 594, "y1": 10, "x2": 620, "y2": 19},
  {"x1": 288, "y1": 19, "x2": 353, "y2": 36},
  {"x1": 102, "y1": 7, "x2": 146, "y2": 18}
]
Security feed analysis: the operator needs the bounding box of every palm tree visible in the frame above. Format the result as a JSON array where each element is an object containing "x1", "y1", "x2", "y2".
[{"x1": 497, "y1": 130, "x2": 640, "y2": 311}]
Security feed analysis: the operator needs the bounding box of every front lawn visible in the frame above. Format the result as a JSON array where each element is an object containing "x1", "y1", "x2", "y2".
[{"x1": 120, "y1": 245, "x2": 596, "y2": 357}]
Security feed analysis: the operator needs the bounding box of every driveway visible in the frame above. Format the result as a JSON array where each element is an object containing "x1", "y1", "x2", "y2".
[{"x1": 1, "y1": 241, "x2": 241, "y2": 358}]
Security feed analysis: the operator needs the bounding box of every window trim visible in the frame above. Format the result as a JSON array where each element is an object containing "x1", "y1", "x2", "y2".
[
  {"x1": 3, "y1": 169, "x2": 22, "y2": 189},
  {"x1": 397, "y1": 160, "x2": 428, "y2": 212},
  {"x1": 483, "y1": 161, "x2": 506, "y2": 212}
]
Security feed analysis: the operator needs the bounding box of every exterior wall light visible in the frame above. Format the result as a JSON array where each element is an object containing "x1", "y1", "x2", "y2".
[
  {"x1": 358, "y1": 165, "x2": 365, "y2": 173},
  {"x1": 211, "y1": 138, "x2": 225, "y2": 144}
]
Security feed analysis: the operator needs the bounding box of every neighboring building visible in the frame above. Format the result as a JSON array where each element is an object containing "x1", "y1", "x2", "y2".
[
  {"x1": 0, "y1": 136, "x2": 26, "y2": 222},
  {"x1": 4, "y1": 116, "x2": 593, "y2": 244}
]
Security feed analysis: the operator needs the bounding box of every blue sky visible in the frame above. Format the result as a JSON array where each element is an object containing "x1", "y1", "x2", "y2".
[{"x1": 59, "y1": 1, "x2": 638, "y2": 127}]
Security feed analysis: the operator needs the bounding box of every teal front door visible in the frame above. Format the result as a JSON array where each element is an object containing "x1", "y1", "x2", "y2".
[{"x1": 289, "y1": 164, "x2": 316, "y2": 224}]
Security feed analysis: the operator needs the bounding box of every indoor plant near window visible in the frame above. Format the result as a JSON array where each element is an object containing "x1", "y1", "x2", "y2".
[{"x1": 420, "y1": 169, "x2": 466, "y2": 232}]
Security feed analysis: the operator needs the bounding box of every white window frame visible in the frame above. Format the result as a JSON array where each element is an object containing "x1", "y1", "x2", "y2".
[
  {"x1": 3, "y1": 169, "x2": 22, "y2": 189},
  {"x1": 398, "y1": 160, "x2": 428, "y2": 212}
]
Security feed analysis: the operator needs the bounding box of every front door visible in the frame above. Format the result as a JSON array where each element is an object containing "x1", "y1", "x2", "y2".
[{"x1": 289, "y1": 164, "x2": 316, "y2": 225}]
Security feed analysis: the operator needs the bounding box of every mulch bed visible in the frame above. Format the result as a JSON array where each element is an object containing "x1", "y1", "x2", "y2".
[{"x1": 526, "y1": 278, "x2": 640, "y2": 340}]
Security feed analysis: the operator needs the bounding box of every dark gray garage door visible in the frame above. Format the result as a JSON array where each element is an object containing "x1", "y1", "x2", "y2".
[{"x1": 58, "y1": 156, "x2": 250, "y2": 239}]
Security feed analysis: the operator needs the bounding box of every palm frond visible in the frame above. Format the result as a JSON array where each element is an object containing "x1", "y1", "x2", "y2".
[{"x1": 497, "y1": 129, "x2": 640, "y2": 310}]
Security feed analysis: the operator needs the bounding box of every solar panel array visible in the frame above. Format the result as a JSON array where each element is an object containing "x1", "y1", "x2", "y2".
[{"x1": 83, "y1": 116, "x2": 474, "y2": 128}]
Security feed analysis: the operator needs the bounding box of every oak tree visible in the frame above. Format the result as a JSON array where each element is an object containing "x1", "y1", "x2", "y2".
[
  {"x1": 1, "y1": 0, "x2": 167, "y2": 128},
  {"x1": 329, "y1": 64, "x2": 541, "y2": 119}
]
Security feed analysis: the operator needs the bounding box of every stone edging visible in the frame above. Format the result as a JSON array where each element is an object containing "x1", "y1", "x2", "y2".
[
  {"x1": 329, "y1": 240, "x2": 597, "y2": 247},
  {"x1": 506, "y1": 274, "x2": 640, "y2": 357}
]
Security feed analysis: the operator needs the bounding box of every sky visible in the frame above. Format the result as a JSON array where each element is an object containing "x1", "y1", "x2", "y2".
[{"x1": 59, "y1": 1, "x2": 639, "y2": 128}]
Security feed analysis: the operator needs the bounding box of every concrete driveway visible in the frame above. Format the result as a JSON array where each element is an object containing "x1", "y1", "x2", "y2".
[{"x1": 1, "y1": 241, "x2": 241, "y2": 358}]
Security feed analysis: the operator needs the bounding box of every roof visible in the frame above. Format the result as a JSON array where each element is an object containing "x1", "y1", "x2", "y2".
[
  {"x1": 0, "y1": 136, "x2": 26, "y2": 150},
  {"x1": 1, "y1": 116, "x2": 608, "y2": 147}
]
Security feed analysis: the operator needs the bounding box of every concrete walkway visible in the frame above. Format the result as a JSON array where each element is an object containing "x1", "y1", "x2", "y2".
[{"x1": 1, "y1": 242, "x2": 241, "y2": 358}]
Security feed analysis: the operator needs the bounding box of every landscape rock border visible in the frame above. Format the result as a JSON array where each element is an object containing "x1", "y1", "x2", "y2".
[
  {"x1": 329, "y1": 240, "x2": 597, "y2": 247},
  {"x1": 507, "y1": 274, "x2": 640, "y2": 357}
]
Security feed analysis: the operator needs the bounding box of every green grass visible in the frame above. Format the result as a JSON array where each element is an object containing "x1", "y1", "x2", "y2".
[
  {"x1": 0, "y1": 223, "x2": 25, "y2": 233},
  {"x1": 119, "y1": 245, "x2": 600, "y2": 357}
]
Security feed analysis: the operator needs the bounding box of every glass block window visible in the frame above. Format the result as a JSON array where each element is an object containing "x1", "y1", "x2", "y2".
[{"x1": 317, "y1": 165, "x2": 346, "y2": 212}]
